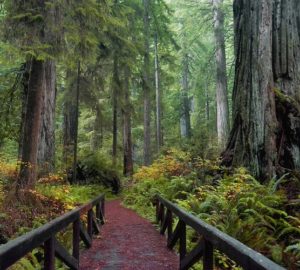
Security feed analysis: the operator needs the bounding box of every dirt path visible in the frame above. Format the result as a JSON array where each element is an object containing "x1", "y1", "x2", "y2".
[{"x1": 80, "y1": 200, "x2": 178, "y2": 270}]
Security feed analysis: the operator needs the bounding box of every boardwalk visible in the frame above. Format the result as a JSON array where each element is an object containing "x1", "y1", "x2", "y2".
[{"x1": 80, "y1": 200, "x2": 178, "y2": 270}]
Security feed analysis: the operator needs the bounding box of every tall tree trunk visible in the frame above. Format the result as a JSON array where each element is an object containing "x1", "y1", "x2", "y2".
[
  {"x1": 63, "y1": 69, "x2": 79, "y2": 182},
  {"x1": 18, "y1": 59, "x2": 45, "y2": 190},
  {"x1": 18, "y1": 61, "x2": 31, "y2": 160},
  {"x1": 122, "y1": 69, "x2": 134, "y2": 176},
  {"x1": 154, "y1": 33, "x2": 162, "y2": 152},
  {"x1": 112, "y1": 55, "x2": 119, "y2": 167},
  {"x1": 180, "y1": 53, "x2": 191, "y2": 138},
  {"x1": 143, "y1": 0, "x2": 151, "y2": 165},
  {"x1": 222, "y1": 0, "x2": 300, "y2": 181},
  {"x1": 72, "y1": 61, "x2": 80, "y2": 183},
  {"x1": 212, "y1": 0, "x2": 229, "y2": 147},
  {"x1": 91, "y1": 102, "x2": 103, "y2": 150},
  {"x1": 37, "y1": 60, "x2": 56, "y2": 175},
  {"x1": 205, "y1": 79, "x2": 210, "y2": 123}
]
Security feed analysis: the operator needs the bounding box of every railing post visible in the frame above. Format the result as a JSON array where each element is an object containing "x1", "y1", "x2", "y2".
[
  {"x1": 87, "y1": 209, "x2": 93, "y2": 238},
  {"x1": 203, "y1": 239, "x2": 213, "y2": 270},
  {"x1": 156, "y1": 199, "x2": 160, "y2": 223},
  {"x1": 160, "y1": 204, "x2": 165, "y2": 227},
  {"x1": 44, "y1": 236, "x2": 55, "y2": 270},
  {"x1": 167, "y1": 211, "x2": 173, "y2": 241},
  {"x1": 73, "y1": 218, "x2": 80, "y2": 261},
  {"x1": 179, "y1": 221, "x2": 186, "y2": 264},
  {"x1": 96, "y1": 202, "x2": 101, "y2": 222},
  {"x1": 101, "y1": 197, "x2": 105, "y2": 219}
]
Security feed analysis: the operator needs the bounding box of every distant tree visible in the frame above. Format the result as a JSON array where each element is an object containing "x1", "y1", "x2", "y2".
[
  {"x1": 143, "y1": 0, "x2": 152, "y2": 166},
  {"x1": 212, "y1": 0, "x2": 229, "y2": 147}
]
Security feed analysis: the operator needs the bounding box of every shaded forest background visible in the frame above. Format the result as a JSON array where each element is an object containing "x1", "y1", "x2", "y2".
[{"x1": 0, "y1": 0, "x2": 299, "y2": 269}]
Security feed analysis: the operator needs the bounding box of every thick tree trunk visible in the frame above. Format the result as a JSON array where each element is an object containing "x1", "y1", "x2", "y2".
[
  {"x1": 222, "y1": 0, "x2": 300, "y2": 181},
  {"x1": 180, "y1": 53, "x2": 191, "y2": 138},
  {"x1": 212, "y1": 0, "x2": 229, "y2": 147},
  {"x1": 154, "y1": 33, "x2": 162, "y2": 152},
  {"x1": 272, "y1": 0, "x2": 300, "y2": 172},
  {"x1": 18, "y1": 61, "x2": 31, "y2": 160},
  {"x1": 122, "y1": 69, "x2": 134, "y2": 176},
  {"x1": 18, "y1": 59, "x2": 45, "y2": 190},
  {"x1": 143, "y1": 0, "x2": 151, "y2": 166},
  {"x1": 37, "y1": 60, "x2": 56, "y2": 174}
]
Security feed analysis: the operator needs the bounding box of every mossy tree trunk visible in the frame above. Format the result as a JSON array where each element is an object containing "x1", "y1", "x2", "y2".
[
  {"x1": 18, "y1": 59, "x2": 45, "y2": 190},
  {"x1": 37, "y1": 60, "x2": 56, "y2": 175},
  {"x1": 222, "y1": 0, "x2": 300, "y2": 181}
]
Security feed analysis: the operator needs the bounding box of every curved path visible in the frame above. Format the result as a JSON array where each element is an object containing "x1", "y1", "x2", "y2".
[{"x1": 80, "y1": 200, "x2": 178, "y2": 270}]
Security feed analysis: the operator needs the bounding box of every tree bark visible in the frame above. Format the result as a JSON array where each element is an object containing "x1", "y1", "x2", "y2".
[
  {"x1": 212, "y1": 0, "x2": 230, "y2": 147},
  {"x1": 154, "y1": 33, "x2": 162, "y2": 152},
  {"x1": 18, "y1": 61, "x2": 31, "y2": 160},
  {"x1": 143, "y1": 0, "x2": 151, "y2": 166},
  {"x1": 37, "y1": 60, "x2": 56, "y2": 174},
  {"x1": 63, "y1": 70, "x2": 78, "y2": 176},
  {"x1": 112, "y1": 54, "x2": 119, "y2": 167},
  {"x1": 222, "y1": 0, "x2": 300, "y2": 181},
  {"x1": 180, "y1": 53, "x2": 192, "y2": 138},
  {"x1": 91, "y1": 102, "x2": 103, "y2": 150},
  {"x1": 122, "y1": 69, "x2": 134, "y2": 176},
  {"x1": 18, "y1": 59, "x2": 45, "y2": 190}
]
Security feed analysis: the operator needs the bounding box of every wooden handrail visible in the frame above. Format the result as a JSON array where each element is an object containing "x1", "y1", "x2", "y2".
[
  {"x1": 155, "y1": 195, "x2": 286, "y2": 270},
  {"x1": 0, "y1": 193, "x2": 105, "y2": 270}
]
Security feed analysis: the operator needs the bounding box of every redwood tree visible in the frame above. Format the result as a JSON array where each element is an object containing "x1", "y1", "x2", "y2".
[
  {"x1": 212, "y1": 0, "x2": 229, "y2": 147},
  {"x1": 18, "y1": 59, "x2": 46, "y2": 190},
  {"x1": 143, "y1": 0, "x2": 152, "y2": 166},
  {"x1": 222, "y1": 0, "x2": 300, "y2": 181}
]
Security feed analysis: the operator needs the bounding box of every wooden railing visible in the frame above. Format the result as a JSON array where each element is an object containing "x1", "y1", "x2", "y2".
[
  {"x1": 0, "y1": 193, "x2": 105, "y2": 270},
  {"x1": 155, "y1": 195, "x2": 286, "y2": 270}
]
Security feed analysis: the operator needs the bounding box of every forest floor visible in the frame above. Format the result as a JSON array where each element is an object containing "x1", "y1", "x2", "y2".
[{"x1": 80, "y1": 200, "x2": 178, "y2": 270}]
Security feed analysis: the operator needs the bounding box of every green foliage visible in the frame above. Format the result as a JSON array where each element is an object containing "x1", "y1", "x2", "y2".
[{"x1": 124, "y1": 151, "x2": 300, "y2": 268}]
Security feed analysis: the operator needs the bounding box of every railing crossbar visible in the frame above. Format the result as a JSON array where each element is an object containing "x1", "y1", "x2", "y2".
[
  {"x1": 155, "y1": 195, "x2": 285, "y2": 270},
  {"x1": 0, "y1": 194, "x2": 105, "y2": 270}
]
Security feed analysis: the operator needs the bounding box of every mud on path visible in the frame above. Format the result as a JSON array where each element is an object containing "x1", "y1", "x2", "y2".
[{"x1": 80, "y1": 200, "x2": 178, "y2": 270}]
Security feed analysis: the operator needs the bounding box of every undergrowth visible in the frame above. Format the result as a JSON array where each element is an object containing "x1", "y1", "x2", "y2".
[
  {"x1": 123, "y1": 148, "x2": 300, "y2": 269},
  {"x1": 0, "y1": 159, "x2": 115, "y2": 270}
]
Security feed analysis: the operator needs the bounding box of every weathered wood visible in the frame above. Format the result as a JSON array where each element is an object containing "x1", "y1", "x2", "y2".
[
  {"x1": 179, "y1": 222, "x2": 186, "y2": 262},
  {"x1": 167, "y1": 211, "x2": 173, "y2": 241},
  {"x1": 92, "y1": 215, "x2": 101, "y2": 235},
  {"x1": 80, "y1": 222, "x2": 92, "y2": 248},
  {"x1": 72, "y1": 219, "x2": 80, "y2": 260},
  {"x1": 0, "y1": 194, "x2": 104, "y2": 270},
  {"x1": 96, "y1": 203, "x2": 100, "y2": 220},
  {"x1": 203, "y1": 240, "x2": 213, "y2": 270},
  {"x1": 44, "y1": 236, "x2": 55, "y2": 270},
  {"x1": 87, "y1": 210, "x2": 93, "y2": 237},
  {"x1": 158, "y1": 203, "x2": 164, "y2": 225},
  {"x1": 157, "y1": 195, "x2": 285, "y2": 270},
  {"x1": 167, "y1": 220, "x2": 185, "y2": 249},
  {"x1": 160, "y1": 209, "x2": 171, "y2": 235},
  {"x1": 54, "y1": 238, "x2": 79, "y2": 270},
  {"x1": 180, "y1": 240, "x2": 205, "y2": 270},
  {"x1": 0, "y1": 209, "x2": 79, "y2": 269},
  {"x1": 155, "y1": 200, "x2": 160, "y2": 223},
  {"x1": 101, "y1": 198, "x2": 105, "y2": 221}
]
